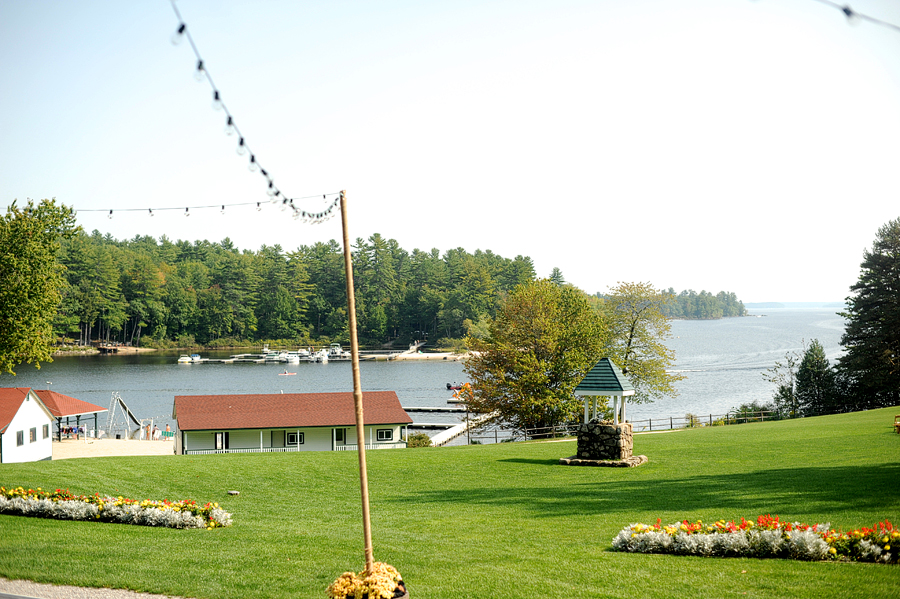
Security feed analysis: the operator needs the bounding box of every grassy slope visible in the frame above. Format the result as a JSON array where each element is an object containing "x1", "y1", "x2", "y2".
[{"x1": 1, "y1": 407, "x2": 899, "y2": 599}]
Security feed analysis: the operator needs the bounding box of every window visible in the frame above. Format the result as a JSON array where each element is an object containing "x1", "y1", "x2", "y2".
[
  {"x1": 42, "y1": 424, "x2": 49, "y2": 439},
  {"x1": 287, "y1": 432, "x2": 304, "y2": 445},
  {"x1": 29, "y1": 428, "x2": 37, "y2": 443},
  {"x1": 16, "y1": 431, "x2": 24, "y2": 446},
  {"x1": 335, "y1": 428, "x2": 345, "y2": 442},
  {"x1": 377, "y1": 429, "x2": 393, "y2": 442},
  {"x1": 215, "y1": 432, "x2": 229, "y2": 450}
]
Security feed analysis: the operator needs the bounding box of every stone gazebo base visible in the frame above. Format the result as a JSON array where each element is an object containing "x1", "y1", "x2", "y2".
[
  {"x1": 559, "y1": 454, "x2": 648, "y2": 467},
  {"x1": 558, "y1": 420, "x2": 648, "y2": 467}
]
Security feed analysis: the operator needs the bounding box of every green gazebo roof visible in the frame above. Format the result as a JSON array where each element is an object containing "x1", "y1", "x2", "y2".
[{"x1": 574, "y1": 357, "x2": 635, "y2": 396}]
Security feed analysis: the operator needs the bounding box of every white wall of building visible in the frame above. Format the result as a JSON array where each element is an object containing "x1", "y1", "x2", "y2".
[{"x1": 1, "y1": 392, "x2": 53, "y2": 463}]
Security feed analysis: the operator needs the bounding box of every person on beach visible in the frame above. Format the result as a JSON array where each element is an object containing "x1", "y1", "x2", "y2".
[{"x1": 152, "y1": 425, "x2": 160, "y2": 440}]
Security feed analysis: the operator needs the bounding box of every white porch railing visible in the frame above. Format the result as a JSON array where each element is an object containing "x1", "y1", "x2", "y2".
[
  {"x1": 335, "y1": 442, "x2": 407, "y2": 451},
  {"x1": 184, "y1": 446, "x2": 305, "y2": 455}
]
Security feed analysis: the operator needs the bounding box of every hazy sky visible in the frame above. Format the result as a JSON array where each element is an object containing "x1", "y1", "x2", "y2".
[{"x1": 2, "y1": 0, "x2": 898, "y2": 302}]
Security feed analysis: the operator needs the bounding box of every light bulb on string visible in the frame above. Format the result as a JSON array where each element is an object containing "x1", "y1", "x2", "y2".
[
  {"x1": 149, "y1": 209, "x2": 154, "y2": 217},
  {"x1": 171, "y1": 23, "x2": 186, "y2": 45},
  {"x1": 256, "y1": 202, "x2": 262, "y2": 212},
  {"x1": 193, "y1": 60, "x2": 205, "y2": 82},
  {"x1": 281, "y1": 199, "x2": 288, "y2": 212},
  {"x1": 236, "y1": 137, "x2": 246, "y2": 156},
  {"x1": 224, "y1": 116, "x2": 235, "y2": 136},
  {"x1": 184, "y1": 208, "x2": 190, "y2": 217},
  {"x1": 108, "y1": 210, "x2": 113, "y2": 219},
  {"x1": 266, "y1": 181, "x2": 277, "y2": 197},
  {"x1": 248, "y1": 155, "x2": 258, "y2": 172},
  {"x1": 842, "y1": 6, "x2": 861, "y2": 25},
  {"x1": 212, "y1": 90, "x2": 223, "y2": 111},
  {"x1": 220, "y1": 205, "x2": 225, "y2": 215}
]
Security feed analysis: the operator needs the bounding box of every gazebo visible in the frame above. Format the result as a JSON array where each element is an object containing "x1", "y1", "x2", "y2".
[
  {"x1": 560, "y1": 357, "x2": 647, "y2": 467},
  {"x1": 574, "y1": 357, "x2": 634, "y2": 424}
]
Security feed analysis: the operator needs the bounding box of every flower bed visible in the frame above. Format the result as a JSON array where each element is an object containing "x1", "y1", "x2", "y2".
[
  {"x1": 612, "y1": 515, "x2": 897, "y2": 563},
  {"x1": 0, "y1": 486, "x2": 232, "y2": 530}
]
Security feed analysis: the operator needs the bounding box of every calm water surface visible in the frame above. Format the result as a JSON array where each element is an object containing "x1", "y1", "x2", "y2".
[{"x1": 9, "y1": 307, "x2": 845, "y2": 432}]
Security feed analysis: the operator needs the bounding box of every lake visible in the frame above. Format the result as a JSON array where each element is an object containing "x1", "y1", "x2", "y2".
[{"x1": 6, "y1": 307, "x2": 846, "y2": 436}]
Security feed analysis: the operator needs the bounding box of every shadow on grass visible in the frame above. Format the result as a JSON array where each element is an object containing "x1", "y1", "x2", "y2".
[
  {"x1": 394, "y1": 463, "x2": 900, "y2": 517},
  {"x1": 497, "y1": 458, "x2": 561, "y2": 466}
]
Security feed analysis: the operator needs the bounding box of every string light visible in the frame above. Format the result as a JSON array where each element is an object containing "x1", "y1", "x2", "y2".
[
  {"x1": 76, "y1": 193, "x2": 342, "y2": 224},
  {"x1": 810, "y1": 0, "x2": 900, "y2": 32},
  {"x1": 163, "y1": 0, "x2": 341, "y2": 225}
]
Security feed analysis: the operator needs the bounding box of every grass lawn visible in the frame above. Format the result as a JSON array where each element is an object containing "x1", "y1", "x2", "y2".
[{"x1": 2, "y1": 407, "x2": 899, "y2": 598}]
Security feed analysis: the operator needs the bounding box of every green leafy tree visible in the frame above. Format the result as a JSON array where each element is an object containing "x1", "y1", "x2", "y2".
[
  {"x1": 837, "y1": 217, "x2": 900, "y2": 409},
  {"x1": 463, "y1": 279, "x2": 609, "y2": 435},
  {"x1": 602, "y1": 282, "x2": 684, "y2": 403},
  {"x1": 0, "y1": 198, "x2": 78, "y2": 375}
]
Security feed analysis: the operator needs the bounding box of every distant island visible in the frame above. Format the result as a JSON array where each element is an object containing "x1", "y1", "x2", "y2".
[
  {"x1": 662, "y1": 289, "x2": 747, "y2": 320},
  {"x1": 744, "y1": 302, "x2": 847, "y2": 310}
]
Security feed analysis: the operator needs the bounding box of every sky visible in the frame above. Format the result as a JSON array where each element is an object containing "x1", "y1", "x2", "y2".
[{"x1": 2, "y1": 0, "x2": 898, "y2": 303}]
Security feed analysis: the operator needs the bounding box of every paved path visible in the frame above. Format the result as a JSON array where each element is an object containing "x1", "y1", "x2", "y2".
[{"x1": 0, "y1": 578, "x2": 186, "y2": 599}]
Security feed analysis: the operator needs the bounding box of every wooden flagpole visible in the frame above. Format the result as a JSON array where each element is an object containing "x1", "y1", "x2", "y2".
[{"x1": 339, "y1": 190, "x2": 375, "y2": 574}]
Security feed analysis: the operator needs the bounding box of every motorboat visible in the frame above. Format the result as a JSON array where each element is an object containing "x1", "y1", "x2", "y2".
[
  {"x1": 191, "y1": 353, "x2": 202, "y2": 362},
  {"x1": 284, "y1": 351, "x2": 302, "y2": 364},
  {"x1": 264, "y1": 351, "x2": 287, "y2": 363},
  {"x1": 328, "y1": 343, "x2": 351, "y2": 360},
  {"x1": 177, "y1": 355, "x2": 192, "y2": 364},
  {"x1": 313, "y1": 349, "x2": 329, "y2": 363}
]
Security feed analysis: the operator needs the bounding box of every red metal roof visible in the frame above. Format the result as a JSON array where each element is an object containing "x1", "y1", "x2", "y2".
[
  {"x1": 32, "y1": 390, "x2": 107, "y2": 418},
  {"x1": 0, "y1": 388, "x2": 30, "y2": 433},
  {"x1": 173, "y1": 391, "x2": 413, "y2": 431}
]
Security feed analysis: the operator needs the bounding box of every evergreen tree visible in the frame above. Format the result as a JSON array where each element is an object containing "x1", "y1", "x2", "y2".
[
  {"x1": 837, "y1": 217, "x2": 900, "y2": 409},
  {"x1": 795, "y1": 339, "x2": 838, "y2": 415}
]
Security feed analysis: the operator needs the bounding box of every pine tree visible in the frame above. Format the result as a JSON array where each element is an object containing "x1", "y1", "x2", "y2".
[{"x1": 837, "y1": 217, "x2": 900, "y2": 409}]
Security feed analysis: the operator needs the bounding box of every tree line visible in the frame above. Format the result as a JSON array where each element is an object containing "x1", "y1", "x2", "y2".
[
  {"x1": 661, "y1": 289, "x2": 747, "y2": 319},
  {"x1": 50, "y1": 229, "x2": 537, "y2": 348}
]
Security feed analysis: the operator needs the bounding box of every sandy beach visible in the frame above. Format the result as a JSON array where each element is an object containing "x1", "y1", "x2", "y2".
[{"x1": 52, "y1": 438, "x2": 175, "y2": 460}]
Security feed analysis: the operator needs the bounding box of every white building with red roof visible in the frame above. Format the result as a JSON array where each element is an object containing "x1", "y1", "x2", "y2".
[
  {"x1": 0, "y1": 388, "x2": 54, "y2": 463},
  {"x1": 172, "y1": 391, "x2": 413, "y2": 454}
]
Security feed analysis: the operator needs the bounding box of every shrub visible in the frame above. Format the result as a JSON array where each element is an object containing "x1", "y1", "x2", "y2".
[{"x1": 406, "y1": 433, "x2": 433, "y2": 448}]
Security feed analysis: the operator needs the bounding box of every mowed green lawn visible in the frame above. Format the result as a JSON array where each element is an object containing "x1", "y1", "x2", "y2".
[{"x1": 2, "y1": 407, "x2": 899, "y2": 599}]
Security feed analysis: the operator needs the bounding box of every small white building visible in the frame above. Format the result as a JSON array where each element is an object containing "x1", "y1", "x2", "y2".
[
  {"x1": 173, "y1": 391, "x2": 413, "y2": 454},
  {"x1": 0, "y1": 388, "x2": 54, "y2": 463}
]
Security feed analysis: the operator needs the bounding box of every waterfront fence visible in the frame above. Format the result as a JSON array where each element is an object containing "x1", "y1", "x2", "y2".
[{"x1": 466, "y1": 410, "x2": 777, "y2": 444}]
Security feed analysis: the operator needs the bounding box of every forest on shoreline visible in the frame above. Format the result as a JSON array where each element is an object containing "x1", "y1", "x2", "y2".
[{"x1": 52, "y1": 231, "x2": 746, "y2": 349}]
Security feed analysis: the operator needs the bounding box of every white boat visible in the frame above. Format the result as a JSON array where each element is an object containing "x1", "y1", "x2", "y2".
[
  {"x1": 191, "y1": 353, "x2": 202, "y2": 362},
  {"x1": 177, "y1": 355, "x2": 192, "y2": 364},
  {"x1": 328, "y1": 343, "x2": 351, "y2": 360},
  {"x1": 313, "y1": 349, "x2": 329, "y2": 363},
  {"x1": 284, "y1": 351, "x2": 302, "y2": 364},
  {"x1": 264, "y1": 351, "x2": 287, "y2": 363}
]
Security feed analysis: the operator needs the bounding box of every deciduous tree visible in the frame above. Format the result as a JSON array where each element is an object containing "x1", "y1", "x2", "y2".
[
  {"x1": 0, "y1": 198, "x2": 77, "y2": 375},
  {"x1": 602, "y1": 282, "x2": 684, "y2": 403},
  {"x1": 463, "y1": 279, "x2": 608, "y2": 434}
]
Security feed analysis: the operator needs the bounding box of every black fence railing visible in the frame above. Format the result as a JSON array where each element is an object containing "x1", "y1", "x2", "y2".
[{"x1": 466, "y1": 411, "x2": 777, "y2": 444}]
